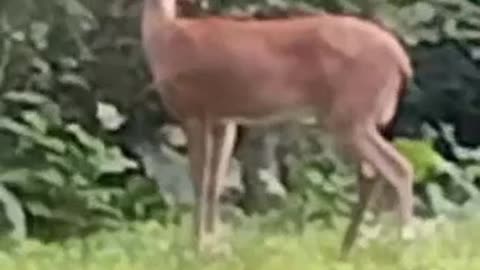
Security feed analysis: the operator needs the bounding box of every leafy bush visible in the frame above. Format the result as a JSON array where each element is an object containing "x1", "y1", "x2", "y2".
[
  {"x1": 0, "y1": 91, "x2": 168, "y2": 241},
  {"x1": 273, "y1": 122, "x2": 480, "y2": 230},
  {"x1": 414, "y1": 124, "x2": 480, "y2": 219},
  {"x1": 0, "y1": 0, "x2": 172, "y2": 241}
]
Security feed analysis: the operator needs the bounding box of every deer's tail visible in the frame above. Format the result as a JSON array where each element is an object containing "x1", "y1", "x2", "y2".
[
  {"x1": 377, "y1": 29, "x2": 413, "y2": 139},
  {"x1": 379, "y1": 71, "x2": 410, "y2": 141}
]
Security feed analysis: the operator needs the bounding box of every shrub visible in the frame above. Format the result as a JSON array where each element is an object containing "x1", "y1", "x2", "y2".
[{"x1": 0, "y1": 91, "x2": 168, "y2": 241}]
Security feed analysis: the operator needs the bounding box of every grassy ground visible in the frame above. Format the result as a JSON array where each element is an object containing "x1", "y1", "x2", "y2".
[{"x1": 0, "y1": 217, "x2": 479, "y2": 270}]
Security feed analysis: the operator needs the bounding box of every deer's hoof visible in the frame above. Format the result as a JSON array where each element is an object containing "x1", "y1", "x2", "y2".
[
  {"x1": 400, "y1": 224, "x2": 417, "y2": 242},
  {"x1": 197, "y1": 228, "x2": 233, "y2": 257},
  {"x1": 198, "y1": 237, "x2": 232, "y2": 257}
]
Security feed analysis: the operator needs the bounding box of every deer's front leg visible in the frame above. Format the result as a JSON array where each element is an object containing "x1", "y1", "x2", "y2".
[
  {"x1": 184, "y1": 119, "x2": 237, "y2": 253},
  {"x1": 205, "y1": 122, "x2": 237, "y2": 239},
  {"x1": 184, "y1": 118, "x2": 213, "y2": 250}
]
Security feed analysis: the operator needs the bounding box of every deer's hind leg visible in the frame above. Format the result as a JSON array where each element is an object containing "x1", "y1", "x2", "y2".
[
  {"x1": 341, "y1": 162, "x2": 384, "y2": 258},
  {"x1": 341, "y1": 126, "x2": 399, "y2": 257},
  {"x1": 336, "y1": 122, "x2": 413, "y2": 257},
  {"x1": 346, "y1": 124, "x2": 414, "y2": 235}
]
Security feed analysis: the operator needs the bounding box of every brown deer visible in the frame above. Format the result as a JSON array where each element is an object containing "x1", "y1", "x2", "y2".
[{"x1": 141, "y1": 0, "x2": 415, "y2": 256}]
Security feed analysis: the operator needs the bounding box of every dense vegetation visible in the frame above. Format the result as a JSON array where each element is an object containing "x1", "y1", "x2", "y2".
[{"x1": 1, "y1": 0, "x2": 480, "y2": 268}]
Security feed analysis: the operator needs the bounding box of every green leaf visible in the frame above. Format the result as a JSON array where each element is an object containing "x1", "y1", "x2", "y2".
[
  {"x1": 0, "y1": 117, "x2": 66, "y2": 153},
  {"x1": 426, "y1": 183, "x2": 458, "y2": 215},
  {"x1": 0, "y1": 184, "x2": 26, "y2": 240},
  {"x1": 45, "y1": 153, "x2": 74, "y2": 172},
  {"x1": 59, "y1": 0, "x2": 96, "y2": 25},
  {"x1": 394, "y1": 138, "x2": 446, "y2": 182},
  {"x1": 443, "y1": 163, "x2": 480, "y2": 199},
  {"x1": 86, "y1": 201, "x2": 124, "y2": 219},
  {"x1": 303, "y1": 169, "x2": 325, "y2": 186},
  {"x1": 21, "y1": 110, "x2": 48, "y2": 133},
  {"x1": 39, "y1": 102, "x2": 62, "y2": 126},
  {"x1": 31, "y1": 56, "x2": 51, "y2": 75},
  {"x1": 65, "y1": 123, "x2": 104, "y2": 151},
  {"x1": 79, "y1": 188, "x2": 124, "y2": 203},
  {"x1": 95, "y1": 147, "x2": 138, "y2": 175},
  {"x1": 409, "y1": 2, "x2": 436, "y2": 24},
  {"x1": 30, "y1": 21, "x2": 49, "y2": 50},
  {"x1": 49, "y1": 209, "x2": 87, "y2": 226},
  {"x1": 35, "y1": 168, "x2": 65, "y2": 187},
  {"x1": 25, "y1": 201, "x2": 53, "y2": 218},
  {"x1": 3, "y1": 91, "x2": 50, "y2": 105},
  {"x1": 0, "y1": 168, "x2": 30, "y2": 184},
  {"x1": 65, "y1": 123, "x2": 137, "y2": 175},
  {"x1": 71, "y1": 173, "x2": 90, "y2": 187},
  {"x1": 57, "y1": 56, "x2": 79, "y2": 69},
  {"x1": 58, "y1": 72, "x2": 90, "y2": 90}
]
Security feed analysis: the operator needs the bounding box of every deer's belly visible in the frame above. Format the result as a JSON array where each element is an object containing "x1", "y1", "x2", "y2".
[
  {"x1": 219, "y1": 106, "x2": 317, "y2": 126},
  {"x1": 193, "y1": 86, "x2": 318, "y2": 125},
  {"x1": 162, "y1": 77, "x2": 330, "y2": 126}
]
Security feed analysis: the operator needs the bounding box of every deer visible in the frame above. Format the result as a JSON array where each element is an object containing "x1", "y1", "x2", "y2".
[{"x1": 141, "y1": 0, "x2": 415, "y2": 256}]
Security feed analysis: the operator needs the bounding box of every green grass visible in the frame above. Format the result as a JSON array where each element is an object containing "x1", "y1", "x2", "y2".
[{"x1": 1, "y1": 217, "x2": 480, "y2": 270}]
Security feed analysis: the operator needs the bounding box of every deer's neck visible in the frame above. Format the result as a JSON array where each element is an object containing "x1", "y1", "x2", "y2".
[{"x1": 144, "y1": 0, "x2": 177, "y2": 20}]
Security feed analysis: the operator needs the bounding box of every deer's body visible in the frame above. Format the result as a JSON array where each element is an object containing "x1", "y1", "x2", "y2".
[
  {"x1": 143, "y1": 14, "x2": 410, "y2": 125},
  {"x1": 142, "y1": 0, "x2": 414, "y2": 256}
]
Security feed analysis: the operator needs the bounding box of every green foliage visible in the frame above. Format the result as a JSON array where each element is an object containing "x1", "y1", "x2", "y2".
[
  {"x1": 374, "y1": 0, "x2": 480, "y2": 47},
  {"x1": 393, "y1": 138, "x2": 447, "y2": 182},
  {"x1": 0, "y1": 0, "x2": 172, "y2": 241},
  {"x1": 0, "y1": 218, "x2": 480, "y2": 270},
  {"x1": 0, "y1": 0, "x2": 152, "y2": 128},
  {"x1": 279, "y1": 123, "x2": 480, "y2": 228},
  {"x1": 0, "y1": 92, "x2": 168, "y2": 241},
  {"x1": 419, "y1": 124, "x2": 480, "y2": 219},
  {"x1": 273, "y1": 135, "x2": 358, "y2": 231},
  {"x1": 0, "y1": 0, "x2": 98, "y2": 133}
]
